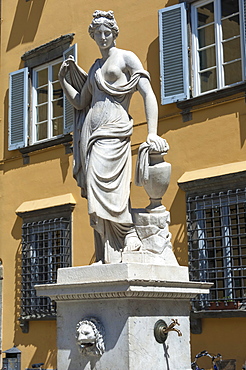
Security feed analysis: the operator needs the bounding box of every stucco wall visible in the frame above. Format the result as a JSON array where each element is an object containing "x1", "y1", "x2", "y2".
[
  {"x1": 0, "y1": 264, "x2": 3, "y2": 368},
  {"x1": 1, "y1": 0, "x2": 246, "y2": 369}
]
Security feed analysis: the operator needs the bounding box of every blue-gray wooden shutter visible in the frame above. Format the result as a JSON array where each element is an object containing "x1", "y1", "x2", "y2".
[
  {"x1": 63, "y1": 43, "x2": 77, "y2": 134},
  {"x1": 159, "y1": 3, "x2": 189, "y2": 104},
  {"x1": 8, "y1": 68, "x2": 29, "y2": 150}
]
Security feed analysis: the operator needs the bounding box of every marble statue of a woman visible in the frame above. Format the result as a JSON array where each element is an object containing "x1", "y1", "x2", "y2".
[{"x1": 59, "y1": 10, "x2": 168, "y2": 263}]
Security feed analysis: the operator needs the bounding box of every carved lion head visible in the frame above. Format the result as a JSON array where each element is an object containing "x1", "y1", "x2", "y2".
[{"x1": 76, "y1": 317, "x2": 105, "y2": 356}]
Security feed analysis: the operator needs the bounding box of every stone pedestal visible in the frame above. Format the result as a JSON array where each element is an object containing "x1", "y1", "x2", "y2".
[
  {"x1": 36, "y1": 263, "x2": 211, "y2": 370},
  {"x1": 129, "y1": 208, "x2": 178, "y2": 265}
]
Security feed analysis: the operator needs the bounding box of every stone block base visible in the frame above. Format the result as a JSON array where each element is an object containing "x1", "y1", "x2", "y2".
[{"x1": 36, "y1": 263, "x2": 211, "y2": 370}]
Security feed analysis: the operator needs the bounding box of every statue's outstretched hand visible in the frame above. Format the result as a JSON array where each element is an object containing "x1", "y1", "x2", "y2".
[
  {"x1": 147, "y1": 133, "x2": 169, "y2": 153},
  {"x1": 58, "y1": 55, "x2": 75, "y2": 79}
]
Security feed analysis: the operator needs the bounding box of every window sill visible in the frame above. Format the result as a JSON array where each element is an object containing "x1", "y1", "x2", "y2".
[
  {"x1": 191, "y1": 309, "x2": 246, "y2": 319},
  {"x1": 19, "y1": 133, "x2": 73, "y2": 164},
  {"x1": 176, "y1": 81, "x2": 246, "y2": 121},
  {"x1": 20, "y1": 315, "x2": 56, "y2": 333},
  {"x1": 178, "y1": 162, "x2": 246, "y2": 196},
  {"x1": 190, "y1": 309, "x2": 246, "y2": 334}
]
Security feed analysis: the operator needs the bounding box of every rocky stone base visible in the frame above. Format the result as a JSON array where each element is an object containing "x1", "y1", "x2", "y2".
[{"x1": 132, "y1": 208, "x2": 178, "y2": 265}]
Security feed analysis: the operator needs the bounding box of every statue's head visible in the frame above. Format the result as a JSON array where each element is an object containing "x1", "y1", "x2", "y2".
[
  {"x1": 76, "y1": 317, "x2": 105, "y2": 357},
  {"x1": 88, "y1": 10, "x2": 119, "y2": 41}
]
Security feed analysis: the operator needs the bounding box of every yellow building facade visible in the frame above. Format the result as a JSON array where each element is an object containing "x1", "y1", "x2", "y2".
[{"x1": 0, "y1": 0, "x2": 246, "y2": 369}]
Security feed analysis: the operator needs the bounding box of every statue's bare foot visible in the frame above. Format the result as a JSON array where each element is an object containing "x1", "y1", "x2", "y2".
[{"x1": 124, "y1": 232, "x2": 142, "y2": 251}]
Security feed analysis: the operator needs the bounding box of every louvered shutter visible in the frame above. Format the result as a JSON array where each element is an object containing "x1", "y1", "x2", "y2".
[
  {"x1": 159, "y1": 3, "x2": 189, "y2": 104},
  {"x1": 8, "y1": 68, "x2": 29, "y2": 150},
  {"x1": 63, "y1": 43, "x2": 78, "y2": 134}
]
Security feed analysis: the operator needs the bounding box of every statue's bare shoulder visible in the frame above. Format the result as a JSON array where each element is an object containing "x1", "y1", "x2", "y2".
[{"x1": 120, "y1": 49, "x2": 144, "y2": 73}]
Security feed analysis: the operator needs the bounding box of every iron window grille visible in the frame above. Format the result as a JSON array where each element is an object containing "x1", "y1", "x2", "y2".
[
  {"x1": 187, "y1": 188, "x2": 246, "y2": 311},
  {"x1": 21, "y1": 217, "x2": 71, "y2": 320}
]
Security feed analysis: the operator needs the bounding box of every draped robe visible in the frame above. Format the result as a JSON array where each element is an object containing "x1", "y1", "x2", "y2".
[{"x1": 69, "y1": 58, "x2": 150, "y2": 263}]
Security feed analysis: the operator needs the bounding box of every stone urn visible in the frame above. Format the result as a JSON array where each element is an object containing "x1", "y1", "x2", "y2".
[{"x1": 143, "y1": 152, "x2": 171, "y2": 212}]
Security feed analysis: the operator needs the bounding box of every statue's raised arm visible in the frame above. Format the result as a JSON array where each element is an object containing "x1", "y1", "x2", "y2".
[{"x1": 59, "y1": 56, "x2": 91, "y2": 110}]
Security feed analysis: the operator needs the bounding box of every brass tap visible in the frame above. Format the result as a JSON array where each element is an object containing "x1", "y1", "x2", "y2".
[
  {"x1": 162, "y1": 319, "x2": 182, "y2": 337},
  {"x1": 154, "y1": 319, "x2": 182, "y2": 343}
]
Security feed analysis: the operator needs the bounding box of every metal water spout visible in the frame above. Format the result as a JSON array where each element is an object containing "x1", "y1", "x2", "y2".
[{"x1": 154, "y1": 319, "x2": 182, "y2": 343}]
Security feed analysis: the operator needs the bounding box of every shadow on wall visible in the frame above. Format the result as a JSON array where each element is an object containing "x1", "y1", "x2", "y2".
[
  {"x1": 169, "y1": 188, "x2": 188, "y2": 266},
  {"x1": 7, "y1": 0, "x2": 46, "y2": 51},
  {"x1": 238, "y1": 111, "x2": 246, "y2": 148},
  {"x1": 146, "y1": 37, "x2": 161, "y2": 111}
]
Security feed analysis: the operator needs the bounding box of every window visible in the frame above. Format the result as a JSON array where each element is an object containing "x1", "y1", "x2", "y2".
[
  {"x1": 32, "y1": 59, "x2": 63, "y2": 143},
  {"x1": 16, "y1": 194, "x2": 75, "y2": 332},
  {"x1": 192, "y1": 0, "x2": 244, "y2": 95},
  {"x1": 159, "y1": 0, "x2": 246, "y2": 104},
  {"x1": 187, "y1": 188, "x2": 246, "y2": 311},
  {"x1": 21, "y1": 216, "x2": 71, "y2": 320},
  {"x1": 8, "y1": 36, "x2": 76, "y2": 150}
]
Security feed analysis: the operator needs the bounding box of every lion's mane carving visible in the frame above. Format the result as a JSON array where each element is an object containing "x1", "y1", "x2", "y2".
[{"x1": 76, "y1": 317, "x2": 105, "y2": 356}]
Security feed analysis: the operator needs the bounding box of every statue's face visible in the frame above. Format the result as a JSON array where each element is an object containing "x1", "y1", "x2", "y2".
[
  {"x1": 94, "y1": 24, "x2": 114, "y2": 49},
  {"x1": 77, "y1": 323, "x2": 96, "y2": 349}
]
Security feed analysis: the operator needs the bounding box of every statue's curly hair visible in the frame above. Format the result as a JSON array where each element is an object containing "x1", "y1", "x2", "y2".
[{"x1": 88, "y1": 10, "x2": 119, "y2": 40}]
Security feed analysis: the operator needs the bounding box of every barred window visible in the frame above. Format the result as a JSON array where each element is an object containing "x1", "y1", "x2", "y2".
[
  {"x1": 21, "y1": 217, "x2": 71, "y2": 320},
  {"x1": 187, "y1": 188, "x2": 246, "y2": 311}
]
